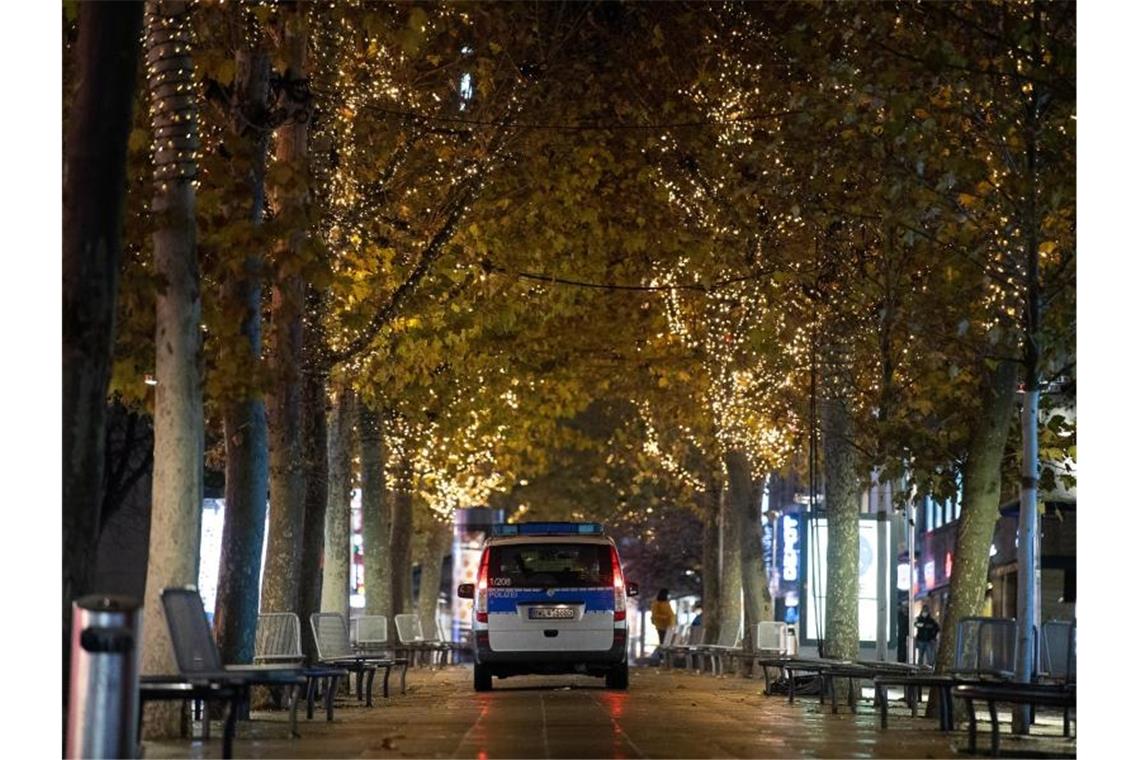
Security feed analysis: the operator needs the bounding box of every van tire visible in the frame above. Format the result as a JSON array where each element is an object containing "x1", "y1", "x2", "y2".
[
  {"x1": 474, "y1": 664, "x2": 493, "y2": 692},
  {"x1": 605, "y1": 662, "x2": 629, "y2": 690}
]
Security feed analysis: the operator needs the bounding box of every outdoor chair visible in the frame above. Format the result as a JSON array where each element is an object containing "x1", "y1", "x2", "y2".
[
  {"x1": 394, "y1": 612, "x2": 451, "y2": 667},
  {"x1": 154, "y1": 587, "x2": 308, "y2": 740},
  {"x1": 1039, "y1": 619, "x2": 1076, "y2": 685},
  {"x1": 436, "y1": 616, "x2": 469, "y2": 663},
  {"x1": 311, "y1": 612, "x2": 404, "y2": 704},
  {"x1": 351, "y1": 614, "x2": 392, "y2": 653},
  {"x1": 671, "y1": 625, "x2": 706, "y2": 670},
  {"x1": 653, "y1": 627, "x2": 677, "y2": 666},
  {"x1": 729, "y1": 622, "x2": 794, "y2": 679},
  {"x1": 691, "y1": 622, "x2": 742, "y2": 675},
  {"x1": 657, "y1": 625, "x2": 687, "y2": 669},
  {"x1": 952, "y1": 616, "x2": 1019, "y2": 679},
  {"x1": 870, "y1": 616, "x2": 1021, "y2": 733},
  {"x1": 351, "y1": 615, "x2": 412, "y2": 680},
  {"x1": 254, "y1": 612, "x2": 350, "y2": 721}
]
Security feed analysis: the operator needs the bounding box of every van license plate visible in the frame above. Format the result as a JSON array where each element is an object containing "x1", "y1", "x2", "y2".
[{"x1": 529, "y1": 606, "x2": 575, "y2": 620}]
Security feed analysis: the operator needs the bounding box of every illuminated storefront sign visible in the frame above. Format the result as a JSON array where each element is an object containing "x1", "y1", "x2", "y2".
[{"x1": 781, "y1": 515, "x2": 800, "y2": 583}]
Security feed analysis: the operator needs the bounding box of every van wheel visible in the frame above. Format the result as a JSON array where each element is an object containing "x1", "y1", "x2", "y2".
[
  {"x1": 605, "y1": 662, "x2": 629, "y2": 690},
  {"x1": 474, "y1": 664, "x2": 493, "y2": 692}
]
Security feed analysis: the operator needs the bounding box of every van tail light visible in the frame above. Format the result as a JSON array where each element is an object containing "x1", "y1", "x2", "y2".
[
  {"x1": 476, "y1": 549, "x2": 489, "y2": 623},
  {"x1": 611, "y1": 547, "x2": 626, "y2": 622}
]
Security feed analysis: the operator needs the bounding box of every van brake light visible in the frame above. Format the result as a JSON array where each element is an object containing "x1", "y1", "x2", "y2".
[
  {"x1": 611, "y1": 547, "x2": 626, "y2": 622},
  {"x1": 476, "y1": 549, "x2": 489, "y2": 623}
]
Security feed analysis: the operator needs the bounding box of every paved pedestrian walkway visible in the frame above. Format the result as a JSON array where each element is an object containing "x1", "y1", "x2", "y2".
[{"x1": 143, "y1": 666, "x2": 1076, "y2": 758}]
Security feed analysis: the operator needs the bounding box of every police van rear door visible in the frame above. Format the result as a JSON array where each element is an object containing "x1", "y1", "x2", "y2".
[{"x1": 486, "y1": 540, "x2": 615, "y2": 652}]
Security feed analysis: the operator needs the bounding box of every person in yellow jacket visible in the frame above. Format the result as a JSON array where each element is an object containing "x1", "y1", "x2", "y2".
[{"x1": 650, "y1": 588, "x2": 676, "y2": 643}]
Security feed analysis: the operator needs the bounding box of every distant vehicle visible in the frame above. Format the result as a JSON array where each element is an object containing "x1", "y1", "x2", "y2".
[{"x1": 457, "y1": 522, "x2": 639, "y2": 691}]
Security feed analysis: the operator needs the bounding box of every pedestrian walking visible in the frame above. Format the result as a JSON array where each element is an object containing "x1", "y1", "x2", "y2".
[
  {"x1": 914, "y1": 604, "x2": 940, "y2": 667},
  {"x1": 650, "y1": 588, "x2": 676, "y2": 646}
]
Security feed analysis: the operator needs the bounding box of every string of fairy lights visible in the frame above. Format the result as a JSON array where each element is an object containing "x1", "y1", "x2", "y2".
[
  {"x1": 637, "y1": 14, "x2": 808, "y2": 478},
  {"x1": 129, "y1": 1, "x2": 1070, "y2": 530},
  {"x1": 145, "y1": 1, "x2": 200, "y2": 190},
  {"x1": 306, "y1": 3, "x2": 526, "y2": 379}
]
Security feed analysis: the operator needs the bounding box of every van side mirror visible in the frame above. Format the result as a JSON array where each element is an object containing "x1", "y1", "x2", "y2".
[
  {"x1": 626, "y1": 582, "x2": 639, "y2": 598},
  {"x1": 457, "y1": 583, "x2": 475, "y2": 599}
]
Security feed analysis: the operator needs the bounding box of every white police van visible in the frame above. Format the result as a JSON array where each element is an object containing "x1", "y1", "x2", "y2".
[{"x1": 457, "y1": 522, "x2": 638, "y2": 691}]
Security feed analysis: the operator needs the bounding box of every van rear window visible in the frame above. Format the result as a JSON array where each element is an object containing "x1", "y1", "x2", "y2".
[{"x1": 489, "y1": 544, "x2": 613, "y2": 588}]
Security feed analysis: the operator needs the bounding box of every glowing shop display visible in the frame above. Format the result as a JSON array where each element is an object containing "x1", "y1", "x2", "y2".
[{"x1": 803, "y1": 518, "x2": 889, "y2": 643}]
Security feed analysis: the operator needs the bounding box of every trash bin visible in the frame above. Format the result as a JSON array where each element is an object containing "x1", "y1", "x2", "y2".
[{"x1": 66, "y1": 595, "x2": 142, "y2": 759}]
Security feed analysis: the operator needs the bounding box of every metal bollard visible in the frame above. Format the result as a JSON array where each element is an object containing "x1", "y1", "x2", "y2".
[{"x1": 66, "y1": 595, "x2": 142, "y2": 759}]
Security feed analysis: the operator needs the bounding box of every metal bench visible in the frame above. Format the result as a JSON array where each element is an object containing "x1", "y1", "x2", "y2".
[
  {"x1": 310, "y1": 613, "x2": 399, "y2": 706},
  {"x1": 350, "y1": 615, "x2": 410, "y2": 692},
  {"x1": 955, "y1": 682, "x2": 1076, "y2": 756},
  {"x1": 138, "y1": 679, "x2": 243, "y2": 758},
  {"x1": 726, "y1": 622, "x2": 794, "y2": 679},
  {"x1": 435, "y1": 616, "x2": 468, "y2": 664},
  {"x1": 654, "y1": 627, "x2": 681, "y2": 668},
  {"x1": 873, "y1": 673, "x2": 956, "y2": 730},
  {"x1": 254, "y1": 612, "x2": 350, "y2": 721},
  {"x1": 868, "y1": 616, "x2": 1020, "y2": 732},
  {"x1": 770, "y1": 656, "x2": 836, "y2": 704},
  {"x1": 689, "y1": 622, "x2": 741, "y2": 675},
  {"x1": 156, "y1": 587, "x2": 308, "y2": 739},
  {"x1": 819, "y1": 661, "x2": 928, "y2": 715},
  {"x1": 394, "y1": 613, "x2": 451, "y2": 667},
  {"x1": 1039, "y1": 619, "x2": 1076, "y2": 686},
  {"x1": 669, "y1": 625, "x2": 706, "y2": 671}
]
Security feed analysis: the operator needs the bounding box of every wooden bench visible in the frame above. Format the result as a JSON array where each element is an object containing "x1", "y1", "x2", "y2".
[{"x1": 954, "y1": 682, "x2": 1076, "y2": 757}]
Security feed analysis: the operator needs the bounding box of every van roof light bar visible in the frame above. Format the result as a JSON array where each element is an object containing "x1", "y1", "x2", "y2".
[{"x1": 492, "y1": 522, "x2": 605, "y2": 537}]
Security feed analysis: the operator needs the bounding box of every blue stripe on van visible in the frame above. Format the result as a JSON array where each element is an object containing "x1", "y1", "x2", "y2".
[{"x1": 487, "y1": 587, "x2": 615, "y2": 614}]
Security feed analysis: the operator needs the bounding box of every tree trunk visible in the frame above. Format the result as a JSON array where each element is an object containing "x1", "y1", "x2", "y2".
[
  {"x1": 139, "y1": 0, "x2": 204, "y2": 737},
  {"x1": 360, "y1": 405, "x2": 392, "y2": 618},
  {"x1": 320, "y1": 385, "x2": 355, "y2": 620},
  {"x1": 61, "y1": 0, "x2": 143, "y2": 730},
  {"x1": 263, "y1": 274, "x2": 305, "y2": 613},
  {"x1": 389, "y1": 454, "x2": 415, "y2": 615},
  {"x1": 718, "y1": 481, "x2": 743, "y2": 642},
  {"x1": 297, "y1": 305, "x2": 329, "y2": 661},
  {"x1": 213, "y1": 42, "x2": 271, "y2": 668},
  {"x1": 261, "y1": 11, "x2": 310, "y2": 616},
  {"x1": 822, "y1": 370, "x2": 860, "y2": 670},
  {"x1": 417, "y1": 519, "x2": 452, "y2": 640},
  {"x1": 699, "y1": 483, "x2": 721, "y2": 646},
  {"x1": 928, "y1": 360, "x2": 1017, "y2": 716},
  {"x1": 728, "y1": 449, "x2": 772, "y2": 652}
]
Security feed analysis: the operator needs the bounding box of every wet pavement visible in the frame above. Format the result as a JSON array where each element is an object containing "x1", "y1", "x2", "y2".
[{"x1": 142, "y1": 665, "x2": 1076, "y2": 758}]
